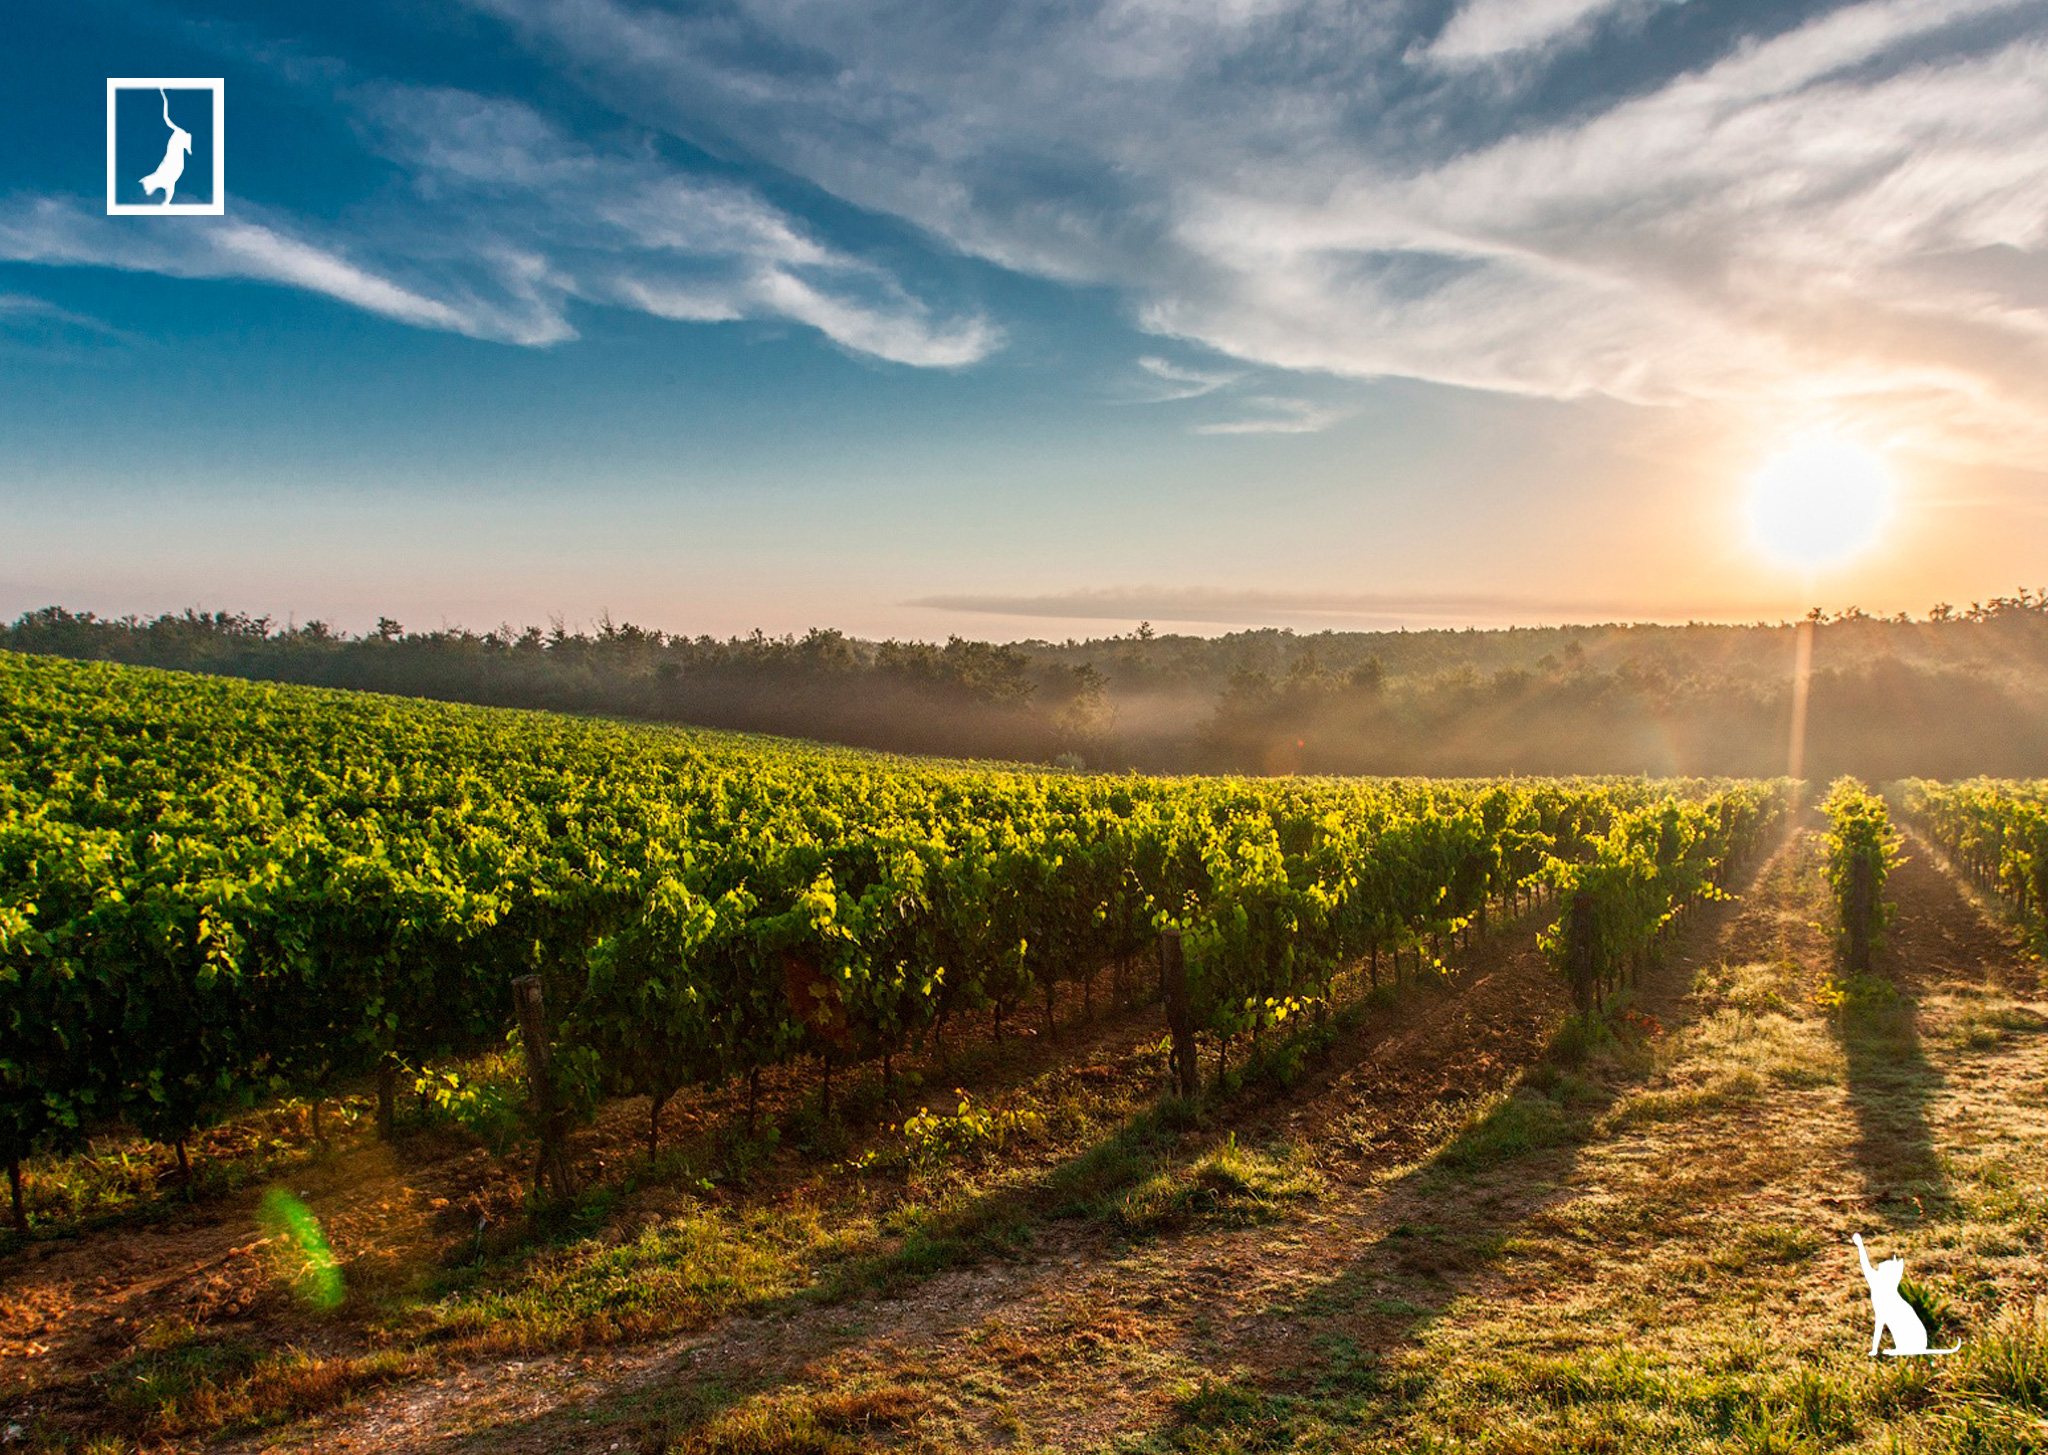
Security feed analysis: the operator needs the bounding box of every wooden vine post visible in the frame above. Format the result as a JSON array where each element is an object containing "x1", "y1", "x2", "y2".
[
  {"x1": 1159, "y1": 929, "x2": 1198, "y2": 1099},
  {"x1": 1567, "y1": 891, "x2": 1598, "y2": 1019},
  {"x1": 513, "y1": 976, "x2": 574, "y2": 1201},
  {"x1": 1847, "y1": 853, "x2": 1875, "y2": 974}
]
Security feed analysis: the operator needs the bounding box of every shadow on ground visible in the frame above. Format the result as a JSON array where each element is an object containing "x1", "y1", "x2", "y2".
[
  {"x1": 1121, "y1": 830, "x2": 1810, "y2": 1453},
  {"x1": 1831, "y1": 840, "x2": 2019, "y2": 1224},
  {"x1": 248, "y1": 830, "x2": 1800, "y2": 1455}
]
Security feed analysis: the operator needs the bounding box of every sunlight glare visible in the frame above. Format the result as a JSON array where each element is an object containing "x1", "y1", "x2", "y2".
[{"x1": 1746, "y1": 437, "x2": 1895, "y2": 572}]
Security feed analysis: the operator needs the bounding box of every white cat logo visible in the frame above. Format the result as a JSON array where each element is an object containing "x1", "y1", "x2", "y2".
[
  {"x1": 138, "y1": 89, "x2": 193, "y2": 204},
  {"x1": 1854, "y1": 1234, "x2": 1959, "y2": 1356},
  {"x1": 106, "y1": 78, "x2": 225, "y2": 216}
]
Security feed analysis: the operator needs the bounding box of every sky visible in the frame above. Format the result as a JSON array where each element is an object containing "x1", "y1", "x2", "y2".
[{"x1": 3, "y1": 0, "x2": 2045, "y2": 641}]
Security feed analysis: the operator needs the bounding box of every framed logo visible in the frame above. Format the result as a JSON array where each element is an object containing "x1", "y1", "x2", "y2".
[{"x1": 107, "y1": 78, "x2": 225, "y2": 216}]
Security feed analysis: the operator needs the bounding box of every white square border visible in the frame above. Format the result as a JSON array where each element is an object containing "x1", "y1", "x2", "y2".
[{"x1": 107, "y1": 78, "x2": 225, "y2": 216}]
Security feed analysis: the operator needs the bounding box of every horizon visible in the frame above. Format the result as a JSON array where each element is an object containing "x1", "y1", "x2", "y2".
[
  {"x1": 6, "y1": 2, "x2": 2047, "y2": 638},
  {"x1": 14, "y1": 589, "x2": 2046, "y2": 650},
  {"x1": 10, "y1": 4, "x2": 2048, "y2": 1425}
]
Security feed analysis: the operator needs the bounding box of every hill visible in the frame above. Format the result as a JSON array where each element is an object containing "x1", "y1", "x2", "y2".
[{"x1": 9, "y1": 593, "x2": 2048, "y2": 777}]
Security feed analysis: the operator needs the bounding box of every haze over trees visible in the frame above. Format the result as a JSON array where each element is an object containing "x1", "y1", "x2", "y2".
[{"x1": 9, "y1": 591, "x2": 2048, "y2": 780}]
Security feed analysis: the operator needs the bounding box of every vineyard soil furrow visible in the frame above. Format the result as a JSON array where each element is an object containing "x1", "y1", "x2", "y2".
[
  {"x1": 255, "y1": 817, "x2": 2048, "y2": 1455},
  {"x1": 219, "y1": 870, "x2": 1594, "y2": 1454},
  {"x1": 0, "y1": 653, "x2": 1794, "y2": 1451}
]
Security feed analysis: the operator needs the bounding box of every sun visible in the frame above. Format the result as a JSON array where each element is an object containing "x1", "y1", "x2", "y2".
[{"x1": 1745, "y1": 437, "x2": 1895, "y2": 572}]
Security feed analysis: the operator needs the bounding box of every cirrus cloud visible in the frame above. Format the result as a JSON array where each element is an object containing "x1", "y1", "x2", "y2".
[
  {"x1": 1420, "y1": 0, "x2": 1685, "y2": 67},
  {"x1": 0, "y1": 78, "x2": 999, "y2": 368},
  {"x1": 465, "y1": 0, "x2": 2048, "y2": 460}
]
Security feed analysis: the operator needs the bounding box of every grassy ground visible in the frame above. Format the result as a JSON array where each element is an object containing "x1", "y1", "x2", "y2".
[
  {"x1": 9, "y1": 825, "x2": 2048, "y2": 1453},
  {"x1": 398, "y1": 828, "x2": 2048, "y2": 1455},
  {"x1": 1086, "y1": 830, "x2": 2048, "y2": 1455},
  {"x1": 1104, "y1": 829, "x2": 2048, "y2": 1455},
  {"x1": 2, "y1": 880, "x2": 1567, "y2": 1453}
]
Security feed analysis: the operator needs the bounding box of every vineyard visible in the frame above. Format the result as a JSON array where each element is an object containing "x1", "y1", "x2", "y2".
[
  {"x1": 1898, "y1": 778, "x2": 2048, "y2": 938},
  {"x1": 0, "y1": 651, "x2": 1791, "y2": 1230},
  {"x1": 1821, "y1": 778, "x2": 1902, "y2": 973},
  {"x1": 14, "y1": 653, "x2": 2048, "y2": 1455}
]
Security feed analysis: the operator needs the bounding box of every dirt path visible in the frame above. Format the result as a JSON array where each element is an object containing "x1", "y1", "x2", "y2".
[
  {"x1": 32, "y1": 821, "x2": 2045, "y2": 1454},
  {"x1": 214, "y1": 839, "x2": 1798, "y2": 1455},
  {"x1": 0, "y1": 1131, "x2": 511, "y2": 1394},
  {"x1": 1888, "y1": 827, "x2": 2041, "y2": 997},
  {"x1": 0, "y1": 958, "x2": 1195, "y2": 1440},
  {"x1": 202, "y1": 871, "x2": 1607, "y2": 1454},
  {"x1": 332, "y1": 822, "x2": 2048, "y2": 1455},
  {"x1": 1095, "y1": 824, "x2": 2048, "y2": 1453}
]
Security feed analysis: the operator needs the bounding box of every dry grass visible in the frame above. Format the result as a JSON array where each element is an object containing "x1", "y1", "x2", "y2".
[
  {"x1": 1097, "y1": 832, "x2": 2048, "y2": 1454},
  {"x1": 90, "y1": 1318, "x2": 424, "y2": 1443},
  {"x1": 29, "y1": 834, "x2": 2048, "y2": 1455},
  {"x1": 666, "y1": 1379, "x2": 938, "y2": 1455}
]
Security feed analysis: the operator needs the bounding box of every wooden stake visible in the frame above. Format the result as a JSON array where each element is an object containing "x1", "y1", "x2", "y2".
[
  {"x1": 1849, "y1": 853, "x2": 1875, "y2": 973},
  {"x1": 1567, "y1": 891, "x2": 1597, "y2": 1018},
  {"x1": 513, "y1": 976, "x2": 574, "y2": 1201},
  {"x1": 648, "y1": 1088, "x2": 670, "y2": 1160},
  {"x1": 1159, "y1": 929, "x2": 1198, "y2": 1098}
]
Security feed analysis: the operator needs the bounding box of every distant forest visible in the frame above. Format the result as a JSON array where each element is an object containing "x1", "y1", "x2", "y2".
[{"x1": 10, "y1": 592, "x2": 2048, "y2": 780}]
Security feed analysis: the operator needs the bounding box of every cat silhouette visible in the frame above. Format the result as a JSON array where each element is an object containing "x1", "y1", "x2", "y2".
[
  {"x1": 139, "y1": 88, "x2": 193, "y2": 205},
  {"x1": 1855, "y1": 1234, "x2": 1958, "y2": 1356}
]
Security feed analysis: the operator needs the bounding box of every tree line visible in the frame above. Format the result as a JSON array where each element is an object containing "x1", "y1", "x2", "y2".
[{"x1": 9, "y1": 594, "x2": 2048, "y2": 777}]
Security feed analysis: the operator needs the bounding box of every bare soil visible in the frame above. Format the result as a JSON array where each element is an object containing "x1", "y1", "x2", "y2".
[
  {"x1": 217, "y1": 882, "x2": 1639, "y2": 1453},
  {"x1": 14, "y1": 821, "x2": 2043, "y2": 1454}
]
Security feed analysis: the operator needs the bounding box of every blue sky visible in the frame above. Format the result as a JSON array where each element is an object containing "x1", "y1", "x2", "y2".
[{"x1": 4, "y1": 0, "x2": 2045, "y2": 639}]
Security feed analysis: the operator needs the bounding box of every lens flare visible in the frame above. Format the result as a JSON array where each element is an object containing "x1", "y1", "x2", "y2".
[
  {"x1": 1746, "y1": 438, "x2": 1895, "y2": 571},
  {"x1": 259, "y1": 1188, "x2": 342, "y2": 1311}
]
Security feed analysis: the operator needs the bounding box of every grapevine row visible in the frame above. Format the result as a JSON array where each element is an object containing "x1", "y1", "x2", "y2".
[
  {"x1": 1897, "y1": 778, "x2": 2048, "y2": 937},
  {"x1": 1821, "y1": 778, "x2": 1900, "y2": 972},
  {"x1": 1543, "y1": 785, "x2": 1788, "y2": 1013},
  {"x1": 1, "y1": 652, "x2": 1790, "y2": 1223}
]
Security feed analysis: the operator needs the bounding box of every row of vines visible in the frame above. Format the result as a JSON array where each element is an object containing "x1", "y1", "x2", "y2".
[
  {"x1": 1, "y1": 652, "x2": 1790, "y2": 1224},
  {"x1": 1898, "y1": 778, "x2": 2048, "y2": 937},
  {"x1": 1544, "y1": 786, "x2": 1786, "y2": 1014},
  {"x1": 1822, "y1": 778, "x2": 1901, "y2": 973}
]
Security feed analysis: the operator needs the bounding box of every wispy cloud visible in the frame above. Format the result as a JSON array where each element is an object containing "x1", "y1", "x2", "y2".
[
  {"x1": 0, "y1": 290, "x2": 138, "y2": 360},
  {"x1": 1194, "y1": 396, "x2": 1352, "y2": 434},
  {"x1": 909, "y1": 585, "x2": 1771, "y2": 628},
  {"x1": 0, "y1": 292, "x2": 128, "y2": 339},
  {"x1": 1127, "y1": 356, "x2": 1349, "y2": 433},
  {"x1": 0, "y1": 194, "x2": 513, "y2": 337},
  {"x1": 1419, "y1": 0, "x2": 1682, "y2": 67},
  {"x1": 469, "y1": 0, "x2": 2048, "y2": 464},
  {"x1": 1134, "y1": 354, "x2": 1240, "y2": 402},
  {"x1": 355, "y1": 83, "x2": 1003, "y2": 366},
  {"x1": 0, "y1": 78, "x2": 998, "y2": 367}
]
